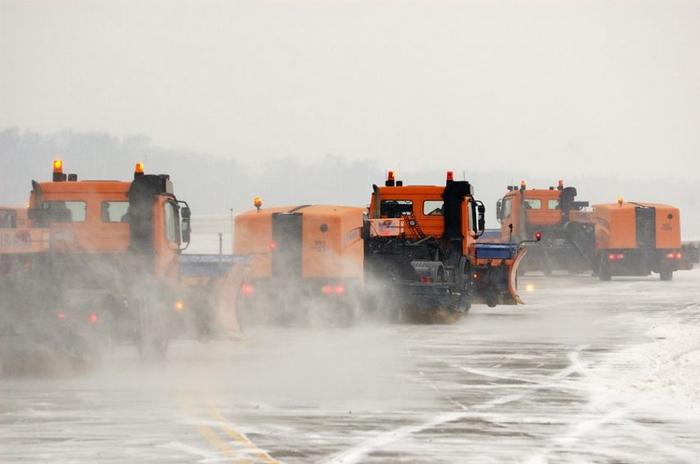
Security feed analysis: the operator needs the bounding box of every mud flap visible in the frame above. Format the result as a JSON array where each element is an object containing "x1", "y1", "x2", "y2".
[{"x1": 507, "y1": 246, "x2": 528, "y2": 305}]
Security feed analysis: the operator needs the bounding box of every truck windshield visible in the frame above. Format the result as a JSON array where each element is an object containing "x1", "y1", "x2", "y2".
[
  {"x1": 41, "y1": 201, "x2": 86, "y2": 222},
  {"x1": 502, "y1": 198, "x2": 512, "y2": 218},
  {"x1": 380, "y1": 200, "x2": 413, "y2": 218},
  {"x1": 101, "y1": 201, "x2": 129, "y2": 222},
  {"x1": 164, "y1": 202, "x2": 179, "y2": 243}
]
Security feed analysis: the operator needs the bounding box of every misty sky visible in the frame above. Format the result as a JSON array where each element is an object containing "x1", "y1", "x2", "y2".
[{"x1": 2, "y1": 0, "x2": 699, "y2": 179}]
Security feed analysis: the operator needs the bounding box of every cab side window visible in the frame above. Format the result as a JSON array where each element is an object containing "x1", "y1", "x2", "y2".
[
  {"x1": 380, "y1": 200, "x2": 413, "y2": 218},
  {"x1": 41, "y1": 201, "x2": 86, "y2": 222},
  {"x1": 423, "y1": 200, "x2": 444, "y2": 216},
  {"x1": 101, "y1": 201, "x2": 130, "y2": 222},
  {"x1": 523, "y1": 199, "x2": 542, "y2": 210},
  {"x1": 548, "y1": 199, "x2": 560, "y2": 210},
  {"x1": 164, "y1": 202, "x2": 179, "y2": 243}
]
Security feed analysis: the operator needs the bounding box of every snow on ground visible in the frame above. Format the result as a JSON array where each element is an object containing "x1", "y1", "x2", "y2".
[{"x1": 1, "y1": 269, "x2": 700, "y2": 463}]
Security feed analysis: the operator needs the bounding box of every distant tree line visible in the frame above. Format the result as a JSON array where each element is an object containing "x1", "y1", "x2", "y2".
[{"x1": 1, "y1": 128, "x2": 697, "y2": 235}]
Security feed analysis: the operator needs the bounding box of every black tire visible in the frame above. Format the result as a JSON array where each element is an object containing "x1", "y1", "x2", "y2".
[
  {"x1": 598, "y1": 255, "x2": 611, "y2": 281},
  {"x1": 449, "y1": 293, "x2": 471, "y2": 314},
  {"x1": 660, "y1": 269, "x2": 673, "y2": 281}
]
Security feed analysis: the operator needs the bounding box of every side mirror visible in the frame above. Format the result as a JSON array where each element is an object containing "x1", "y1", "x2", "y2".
[
  {"x1": 496, "y1": 200, "x2": 503, "y2": 220},
  {"x1": 477, "y1": 203, "x2": 486, "y2": 232},
  {"x1": 181, "y1": 206, "x2": 191, "y2": 244}
]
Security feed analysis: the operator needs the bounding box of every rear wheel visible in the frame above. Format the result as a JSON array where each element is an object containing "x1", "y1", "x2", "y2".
[
  {"x1": 660, "y1": 269, "x2": 673, "y2": 281},
  {"x1": 448, "y1": 293, "x2": 471, "y2": 314},
  {"x1": 598, "y1": 255, "x2": 611, "y2": 281}
]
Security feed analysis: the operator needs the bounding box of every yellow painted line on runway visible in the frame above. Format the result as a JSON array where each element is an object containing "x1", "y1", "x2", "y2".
[
  {"x1": 196, "y1": 421, "x2": 252, "y2": 463},
  {"x1": 207, "y1": 404, "x2": 283, "y2": 464},
  {"x1": 179, "y1": 393, "x2": 253, "y2": 463}
]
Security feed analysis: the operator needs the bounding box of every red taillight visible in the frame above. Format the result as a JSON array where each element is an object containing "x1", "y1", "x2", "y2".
[
  {"x1": 608, "y1": 253, "x2": 624, "y2": 261},
  {"x1": 241, "y1": 283, "x2": 255, "y2": 296},
  {"x1": 269, "y1": 241, "x2": 277, "y2": 250},
  {"x1": 666, "y1": 252, "x2": 682, "y2": 260},
  {"x1": 57, "y1": 312, "x2": 65, "y2": 320},
  {"x1": 419, "y1": 276, "x2": 433, "y2": 283},
  {"x1": 321, "y1": 284, "x2": 346, "y2": 295},
  {"x1": 534, "y1": 231, "x2": 543, "y2": 242},
  {"x1": 89, "y1": 312, "x2": 98, "y2": 323}
]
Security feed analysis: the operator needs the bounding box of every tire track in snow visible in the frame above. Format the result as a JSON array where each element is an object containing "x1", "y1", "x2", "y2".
[
  {"x1": 526, "y1": 334, "x2": 700, "y2": 463},
  {"x1": 323, "y1": 344, "x2": 590, "y2": 464}
]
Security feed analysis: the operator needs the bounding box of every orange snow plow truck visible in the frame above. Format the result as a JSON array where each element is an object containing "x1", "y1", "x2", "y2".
[
  {"x1": 0, "y1": 161, "x2": 243, "y2": 369},
  {"x1": 234, "y1": 172, "x2": 527, "y2": 324},
  {"x1": 365, "y1": 172, "x2": 526, "y2": 319},
  {"x1": 496, "y1": 180, "x2": 697, "y2": 280},
  {"x1": 234, "y1": 204, "x2": 365, "y2": 325},
  {"x1": 496, "y1": 180, "x2": 593, "y2": 274}
]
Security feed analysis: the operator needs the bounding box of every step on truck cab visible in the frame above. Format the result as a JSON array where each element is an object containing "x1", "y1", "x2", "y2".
[{"x1": 364, "y1": 171, "x2": 525, "y2": 321}]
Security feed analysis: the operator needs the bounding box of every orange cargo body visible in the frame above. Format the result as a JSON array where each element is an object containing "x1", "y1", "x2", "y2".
[
  {"x1": 0, "y1": 207, "x2": 30, "y2": 229},
  {"x1": 593, "y1": 203, "x2": 681, "y2": 252},
  {"x1": 234, "y1": 205, "x2": 365, "y2": 280},
  {"x1": 592, "y1": 201, "x2": 683, "y2": 281},
  {"x1": 234, "y1": 204, "x2": 365, "y2": 325}
]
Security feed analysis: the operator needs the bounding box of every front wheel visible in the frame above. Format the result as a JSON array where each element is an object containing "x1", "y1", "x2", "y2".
[{"x1": 137, "y1": 299, "x2": 170, "y2": 361}]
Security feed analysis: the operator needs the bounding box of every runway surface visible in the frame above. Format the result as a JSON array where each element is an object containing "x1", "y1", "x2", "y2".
[{"x1": 2, "y1": 269, "x2": 700, "y2": 463}]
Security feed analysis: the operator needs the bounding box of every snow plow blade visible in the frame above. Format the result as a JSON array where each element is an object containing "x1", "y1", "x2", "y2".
[
  {"x1": 472, "y1": 243, "x2": 526, "y2": 306},
  {"x1": 507, "y1": 246, "x2": 527, "y2": 304}
]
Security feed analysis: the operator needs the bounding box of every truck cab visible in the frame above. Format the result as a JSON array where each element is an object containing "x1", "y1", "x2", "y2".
[
  {"x1": 367, "y1": 171, "x2": 484, "y2": 257},
  {"x1": 497, "y1": 181, "x2": 590, "y2": 242},
  {"x1": 496, "y1": 181, "x2": 592, "y2": 274},
  {"x1": 27, "y1": 161, "x2": 189, "y2": 279}
]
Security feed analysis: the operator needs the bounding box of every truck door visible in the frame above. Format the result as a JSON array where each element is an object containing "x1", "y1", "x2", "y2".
[
  {"x1": 271, "y1": 212, "x2": 303, "y2": 278},
  {"x1": 154, "y1": 198, "x2": 181, "y2": 279},
  {"x1": 635, "y1": 206, "x2": 656, "y2": 248}
]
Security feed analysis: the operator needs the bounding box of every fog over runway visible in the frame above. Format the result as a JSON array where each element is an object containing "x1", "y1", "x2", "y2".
[{"x1": 2, "y1": 269, "x2": 699, "y2": 463}]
